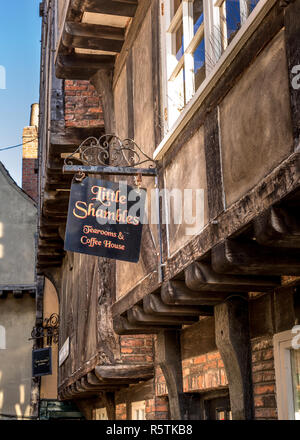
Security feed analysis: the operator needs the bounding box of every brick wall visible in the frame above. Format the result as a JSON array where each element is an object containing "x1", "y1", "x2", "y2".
[
  {"x1": 64, "y1": 80, "x2": 104, "y2": 128},
  {"x1": 120, "y1": 334, "x2": 154, "y2": 364},
  {"x1": 155, "y1": 365, "x2": 168, "y2": 396},
  {"x1": 22, "y1": 125, "x2": 38, "y2": 201},
  {"x1": 155, "y1": 351, "x2": 228, "y2": 398},
  {"x1": 115, "y1": 398, "x2": 169, "y2": 420},
  {"x1": 116, "y1": 403, "x2": 127, "y2": 420},
  {"x1": 182, "y1": 351, "x2": 228, "y2": 392},
  {"x1": 145, "y1": 397, "x2": 169, "y2": 420},
  {"x1": 251, "y1": 336, "x2": 278, "y2": 419}
]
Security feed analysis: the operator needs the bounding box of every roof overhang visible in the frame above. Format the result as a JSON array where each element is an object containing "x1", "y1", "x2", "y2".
[{"x1": 55, "y1": 0, "x2": 139, "y2": 80}]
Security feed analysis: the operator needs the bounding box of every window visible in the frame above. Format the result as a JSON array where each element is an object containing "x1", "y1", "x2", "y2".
[
  {"x1": 131, "y1": 400, "x2": 146, "y2": 420},
  {"x1": 274, "y1": 330, "x2": 300, "y2": 420},
  {"x1": 162, "y1": 0, "x2": 261, "y2": 128},
  {"x1": 215, "y1": 0, "x2": 260, "y2": 50},
  {"x1": 204, "y1": 393, "x2": 232, "y2": 420},
  {"x1": 94, "y1": 407, "x2": 108, "y2": 420},
  {"x1": 164, "y1": 0, "x2": 206, "y2": 124}
]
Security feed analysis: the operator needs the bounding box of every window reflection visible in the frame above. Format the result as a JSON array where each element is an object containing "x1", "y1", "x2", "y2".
[{"x1": 225, "y1": 0, "x2": 241, "y2": 42}]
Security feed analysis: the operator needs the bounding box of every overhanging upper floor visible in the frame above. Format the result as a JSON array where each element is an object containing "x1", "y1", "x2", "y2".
[{"x1": 55, "y1": 0, "x2": 141, "y2": 80}]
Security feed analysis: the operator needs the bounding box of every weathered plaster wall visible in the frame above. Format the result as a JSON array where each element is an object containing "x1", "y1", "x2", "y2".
[
  {"x1": 219, "y1": 30, "x2": 293, "y2": 207},
  {"x1": 40, "y1": 278, "x2": 59, "y2": 400},
  {"x1": 164, "y1": 127, "x2": 208, "y2": 256},
  {"x1": 0, "y1": 295, "x2": 35, "y2": 419},
  {"x1": 114, "y1": 66, "x2": 128, "y2": 140},
  {"x1": 0, "y1": 164, "x2": 36, "y2": 285},
  {"x1": 114, "y1": 8, "x2": 158, "y2": 300}
]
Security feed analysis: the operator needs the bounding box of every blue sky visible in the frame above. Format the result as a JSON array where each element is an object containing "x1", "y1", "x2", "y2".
[{"x1": 0, "y1": 0, "x2": 41, "y2": 185}]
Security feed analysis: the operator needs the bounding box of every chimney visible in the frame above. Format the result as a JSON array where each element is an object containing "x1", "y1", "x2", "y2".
[{"x1": 22, "y1": 104, "x2": 39, "y2": 201}]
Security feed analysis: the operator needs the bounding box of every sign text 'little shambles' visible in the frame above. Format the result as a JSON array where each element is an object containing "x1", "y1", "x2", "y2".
[{"x1": 64, "y1": 177, "x2": 145, "y2": 263}]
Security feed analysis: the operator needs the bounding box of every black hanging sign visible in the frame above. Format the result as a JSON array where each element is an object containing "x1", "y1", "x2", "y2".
[
  {"x1": 32, "y1": 347, "x2": 52, "y2": 377},
  {"x1": 64, "y1": 177, "x2": 146, "y2": 263}
]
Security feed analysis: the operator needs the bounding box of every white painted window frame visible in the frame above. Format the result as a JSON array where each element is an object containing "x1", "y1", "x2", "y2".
[
  {"x1": 131, "y1": 400, "x2": 146, "y2": 420},
  {"x1": 160, "y1": 0, "x2": 263, "y2": 132},
  {"x1": 273, "y1": 330, "x2": 300, "y2": 420},
  {"x1": 163, "y1": 0, "x2": 207, "y2": 127},
  {"x1": 156, "y1": 0, "x2": 276, "y2": 159},
  {"x1": 214, "y1": 0, "x2": 253, "y2": 51}
]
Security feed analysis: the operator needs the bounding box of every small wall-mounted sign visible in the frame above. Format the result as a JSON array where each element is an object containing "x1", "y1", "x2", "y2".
[
  {"x1": 59, "y1": 337, "x2": 70, "y2": 367},
  {"x1": 32, "y1": 347, "x2": 52, "y2": 377},
  {"x1": 64, "y1": 177, "x2": 145, "y2": 263}
]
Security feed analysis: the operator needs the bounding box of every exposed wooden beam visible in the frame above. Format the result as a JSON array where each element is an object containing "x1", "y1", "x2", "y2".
[
  {"x1": 103, "y1": 392, "x2": 115, "y2": 420},
  {"x1": 63, "y1": 21, "x2": 124, "y2": 53},
  {"x1": 143, "y1": 293, "x2": 213, "y2": 316},
  {"x1": 83, "y1": 0, "x2": 138, "y2": 17},
  {"x1": 113, "y1": 315, "x2": 180, "y2": 335},
  {"x1": 50, "y1": 127, "x2": 104, "y2": 148},
  {"x1": 254, "y1": 206, "x2": 300, "y2": 248},
  {"x1": 164, "y1": 152, "x2": 299, "y2": 282},
  {"x1": 55, "y1": 64, "x2": 97, "y2": 81},
  {"x1": 161, "y1": 280, "x2": 231, "y2": 306},
  {"x1": 185, "y1": 261, "x2": 280, "y2": 292},
  {"x1": 215, "y1": 297, "x2": 254, "y2": 419},
  {"x1": 56, "y1": 53, "x2": 115, "y2": 72},
  {"x1": 157, "y1": 330, "x2": 200, "y2": 420},
  {"x1": 39, "y1": 228, "x2": 61, "y2": 240},
  {"x1": 81, "y1": 376, "x2": 105, "y2": 391},
  {"x1": 95, "y1": 364, "x2": 154, "y2": 381},
  {"x1": 65, "y1": 21, "x2": 124, "y2": 40},
  {"x1": 127, "y1": 305, "x2": 199, "y2": 326},
  {"x1": 87, "y1": 371, "x2": 103, "y2": 386},
  {"x1": 212, "y1": 239, "x2": 300, "y2": 276}
]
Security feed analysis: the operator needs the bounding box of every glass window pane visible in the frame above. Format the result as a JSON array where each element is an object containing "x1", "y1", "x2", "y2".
[
  {"x1": 291, "y1": 349, "x2": 300, "y2": 420},
  {"x1": 175, "y1": 23, "x2": 184, "y2": 60},
  {"x1": 193, "y1": 0, "x2": 204, "y2": 33},
  {"x1": 248, "y1": 0, "x2": 260, "y2": 14},
  {"x1": 225, "y1": 0, "x2": 241, "y2": 43},
  {"x1": 194, "y1": 38, "x2": 205, "y2": 91}
]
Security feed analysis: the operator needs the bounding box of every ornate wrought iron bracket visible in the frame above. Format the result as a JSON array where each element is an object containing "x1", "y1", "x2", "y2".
[
  {"x1": 63, "y1": 134, "x2": 158, "y2": 177},
  {"x1": 62, "y1": 134, "x2": 163, "y2": 283},
  {"x1": 29, "y1": 313, "x2": 60, "y2": 346}
]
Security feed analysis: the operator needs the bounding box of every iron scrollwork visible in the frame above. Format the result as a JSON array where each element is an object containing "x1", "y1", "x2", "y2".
[
  {"x1": 30, "y1": 313, "x2": 60, "y2": 346},
  {"x1": 64, "y1": 134, "x2": 158, "y2": 169}
]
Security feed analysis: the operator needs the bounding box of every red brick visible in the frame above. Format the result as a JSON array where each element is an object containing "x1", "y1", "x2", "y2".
[
  {"x1": 252, "y1": 338, "x2": 273, "y2": 352},
  {"x1": 262, "y1": 349, "x2": 273, "y2": 361},
  {"x1": 255, "y1": 408, "x2": 277, "y2": 419},
  {"x1": 121, "y1": 338, "x2": 144, "y2": 347},
  {"x1": 121, "y1": 348, "x2": 133, "y2": 354},
  {"x1": 252, "y1": 360, "x2": 274, "y2": 372},
  {"x1": 218, "y1": 359, "x2": 224, "y2": 368},
  {"x1": 254, "y1": 384, "x2": 275, "y2": 395},
  {"x1": 254, "y1": 396, "x2": 264, "y2": 408},
  {"x1": 194, "y1": 355, "x2": 207, "y2": 365},
  {"x1": 207, "y1": 352, "x2": 220, "y2": 361},
  {"x1": 203, "y1": 360, "x2": 217, "y2": 370}
]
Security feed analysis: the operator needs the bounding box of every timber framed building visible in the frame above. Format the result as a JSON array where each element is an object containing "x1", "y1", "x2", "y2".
[{"x1": 37, "y1": 0, "x2": 300, "y2": 420}]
